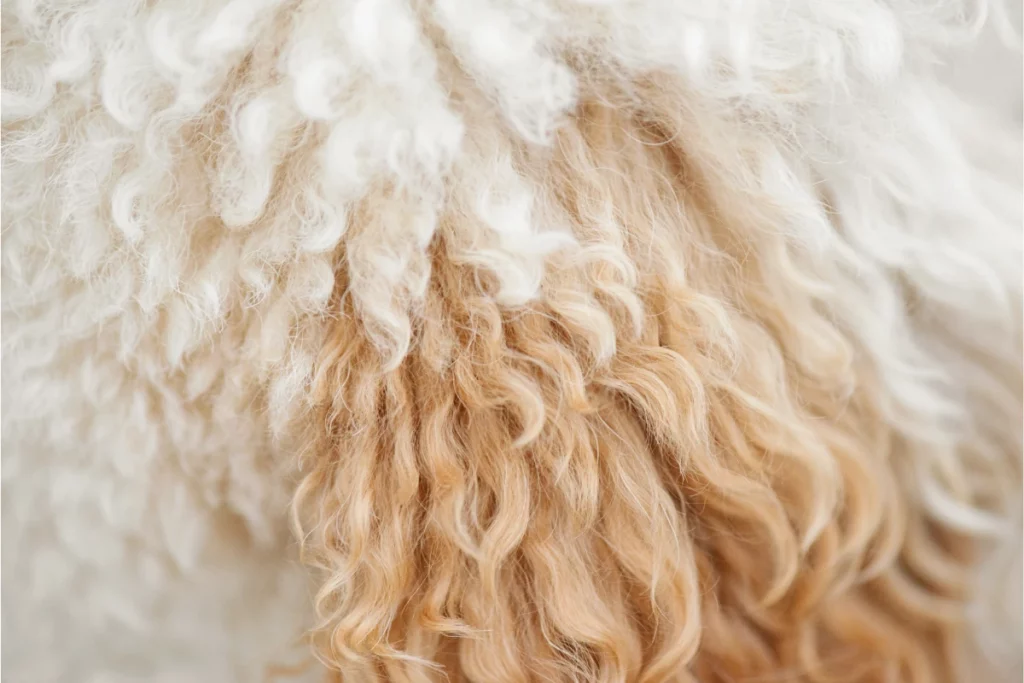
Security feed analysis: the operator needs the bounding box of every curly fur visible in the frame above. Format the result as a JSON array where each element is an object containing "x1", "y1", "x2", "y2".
[{"x1": 2, "y1": 0, "x2": 1021, "y2": 681}]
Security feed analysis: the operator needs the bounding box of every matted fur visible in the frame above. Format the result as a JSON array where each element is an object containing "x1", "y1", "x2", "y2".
[{"x1": 1, "y1": 0, "x2": 1021, "y2": 681}]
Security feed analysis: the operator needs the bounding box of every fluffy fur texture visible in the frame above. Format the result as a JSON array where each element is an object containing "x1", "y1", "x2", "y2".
[{"x1": 2, "y1": 1, "x2": 1021, "y2": 681}]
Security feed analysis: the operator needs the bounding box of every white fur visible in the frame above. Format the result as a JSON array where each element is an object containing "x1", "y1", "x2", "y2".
[{"x1": 2, "y1": 0, "x2": 1020, "y2": 680}]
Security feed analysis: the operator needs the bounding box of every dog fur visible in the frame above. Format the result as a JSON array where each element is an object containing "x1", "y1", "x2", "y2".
[{"x1": 2, "y1": 0, "x2": 1022, "y2": 681}]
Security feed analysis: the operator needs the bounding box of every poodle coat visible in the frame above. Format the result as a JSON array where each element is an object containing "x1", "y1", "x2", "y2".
[{"x1": 2, "y1": 0, "x2": 1022, "y2": 681}]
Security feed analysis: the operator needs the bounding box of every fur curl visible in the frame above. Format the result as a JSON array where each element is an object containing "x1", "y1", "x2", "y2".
[{"x1": 1, "y1": 0, "x2": 1021, "y2": 681}]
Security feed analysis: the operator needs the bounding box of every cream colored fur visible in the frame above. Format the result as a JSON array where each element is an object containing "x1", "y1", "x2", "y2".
[{"x1": 2, "y1": 0, "x2": 1021, "y2": 681}]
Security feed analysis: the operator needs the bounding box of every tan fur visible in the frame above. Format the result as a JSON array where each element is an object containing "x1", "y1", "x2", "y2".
[{"x1": 293, "y1": 82, "x2": 1014, "y2": 682}]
